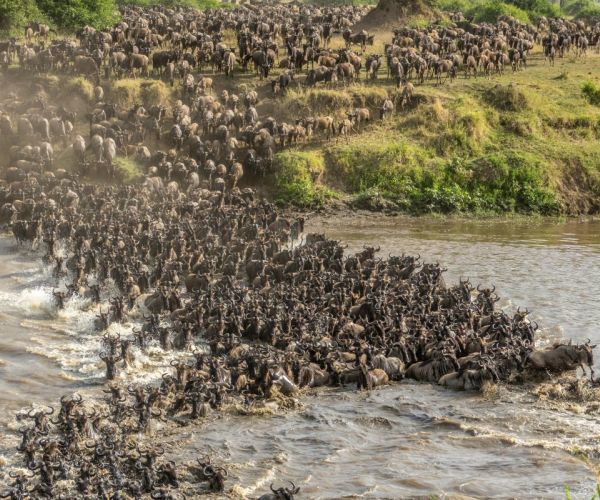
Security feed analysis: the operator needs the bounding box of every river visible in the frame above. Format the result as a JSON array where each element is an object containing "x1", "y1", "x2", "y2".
[{"x1": 0, "y1": 215, "x2": 599, "y2": 498}]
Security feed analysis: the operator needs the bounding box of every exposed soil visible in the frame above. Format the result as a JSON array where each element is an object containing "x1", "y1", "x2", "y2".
[{"x1": 354, "y1": 0, "x2": 439, "y2": 31}]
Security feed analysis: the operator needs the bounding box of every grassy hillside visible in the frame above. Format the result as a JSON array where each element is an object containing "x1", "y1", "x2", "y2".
[
  {"x1": 2, "y1": 1, "x2": 599, "y2": 215},
  {"x1": 271, "y1": 50, "x2": 600, "y2": 215}
]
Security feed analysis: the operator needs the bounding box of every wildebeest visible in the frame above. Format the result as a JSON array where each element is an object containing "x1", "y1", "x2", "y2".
[{"x1": 528, "y1": 341, "x2": 596, "y2": 380}]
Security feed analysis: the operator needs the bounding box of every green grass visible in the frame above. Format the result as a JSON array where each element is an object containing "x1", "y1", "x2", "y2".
[
  {"x1": 274, "y1": 50, "x2": 600, "y2": 215},
  {"x1": 318, "y1": 137, "x2": 558, "y2": 214},
  {"x1": 273, "y1": 149, "x2": 338, "y2": 208},
  {"x1": 582, "y1": 81, "x2": 600, "y2": 106},
  {"x1": 114, "y1": 156, "x2": 144, "y2": 184},
  {"x1": 437, "y1": 0, "x2": 560, "y2": 22}
]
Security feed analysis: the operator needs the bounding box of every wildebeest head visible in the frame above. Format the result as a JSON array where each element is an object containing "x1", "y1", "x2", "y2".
[{"x1": 581, "y1": 340, "x2": 596, "y2": 367}]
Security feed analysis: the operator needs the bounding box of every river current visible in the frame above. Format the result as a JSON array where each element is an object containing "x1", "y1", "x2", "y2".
[{"x1": 0, "y1": 215, "x2": 599, "y2": 498}]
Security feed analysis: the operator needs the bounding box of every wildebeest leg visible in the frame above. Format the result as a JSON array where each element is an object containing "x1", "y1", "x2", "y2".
[{"x1": 581, "y1": 362, "x2": 595, "y2": 381}]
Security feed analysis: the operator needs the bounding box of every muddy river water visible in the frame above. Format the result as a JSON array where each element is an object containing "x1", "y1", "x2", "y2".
[{"x1": 0, "y1": 215, "x2": 599, "y2": 498}]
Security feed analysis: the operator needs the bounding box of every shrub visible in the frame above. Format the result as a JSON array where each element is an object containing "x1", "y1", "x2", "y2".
[
  {"x1": 582, "y1": 81, "x2": 600, "y2": 106},
  {"x1": 111, "y1": 79, "x2": 172, "y2": 109},
  {"x1": 575, "y1": 4, "x2": 600, "y2": 19},
  {"x1": 468, "y1": 1, "x2": 531, "y2": 24},
  {"x1": 468, "y1": 152, "x2": 559, "y2": 214},
  {"x1": 110, "y1": 79, "x2": 141, "y2": 108},
  {"x1": 563, "y1": 0, "x2": 600, "y2": 19},
  {"x1": 36, "y1": 0, "x2": 119, "y2": 30},
  {"x1": 323, "y1": 135, "x2": 560, "y2": 214},
  {"x1": 306, "y1": 0, "x2": 375, "y2": 5},
  {"x1": 506, "y1": 0, "x2": 560, "y2": 18},
  {"x1": 437, "y1": 0, "x2": 473, "y2": 12},
  {"x1": 439, "y1": 0, "x2": 559, "y2": 20},
  {"x1": 273, "y1": 150, "x2": 332, "y2": 207},
  {"x1": 0, "y1": 0, "x2": 47, "y2": 35}
]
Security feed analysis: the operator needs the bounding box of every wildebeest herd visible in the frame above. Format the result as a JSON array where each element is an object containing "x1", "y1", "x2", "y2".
[
  {"x1": 0, "y1": 2, "x2": 599, "y2": 498},
  {"x1": 0, "y1": 3, "x2": 598, "y2": 186},
  {"x1": 1, "y1": 179, "x2": 597, "y2": 498}
]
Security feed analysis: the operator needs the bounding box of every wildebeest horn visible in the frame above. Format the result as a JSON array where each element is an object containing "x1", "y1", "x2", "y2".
[{"x1": 203, "y1": 466, "x2": 214, "y2": 477}]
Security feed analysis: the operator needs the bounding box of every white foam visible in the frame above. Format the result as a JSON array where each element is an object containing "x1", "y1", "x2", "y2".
[
  {"x1": 15, "y1": 286, "x2": 55, "y2": 315},
  {"x1": 232, "y1": 464, "x2": 276, "y2": 497}
]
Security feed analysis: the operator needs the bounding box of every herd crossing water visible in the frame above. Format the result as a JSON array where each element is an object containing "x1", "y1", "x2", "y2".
[{"x1": 0, "y1": 215, "x2": 598, "y2": 497}]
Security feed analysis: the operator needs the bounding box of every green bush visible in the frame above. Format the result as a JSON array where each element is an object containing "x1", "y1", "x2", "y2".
[
  {"x1": 274, "y1": 150, "x2": 333, "y2": 207},
  {"x1": 114, "y1": 157, "x2": 144, "y2": 184},
  {"x1": 0, "y1": 0, "x2": 47, "y2": 34},
  {"x1": 468, "y1": 152, "x2": 559, "y2": 214},
  {"x1": 437, "y1": 0, "x2": 473, "y2": 11},
  {"x1": 439, "y1": 0, "x2": 560, "y2": 21},
  {"x1": 36, "y1": 0, "x2": 119, "y2": 30},
  {"x1": 468, "y1": 0, "x2": 531, "y2": 23},
  {"x1": 307, "y1": 0, "x2": 375, "y2": 4},
  {"x1": 506, "y1": 0, "x2": 560, "y2": 18},
  {"x1": 573, "y1": 3, "x2": 600, "y2": 20},
  {"x1": 563, "y1": 0, "x2": 600, "y2": 19},
  {"x1": 324, "y1": 137, "x2": 559, "y2": 214},
  {"x1": 582, "y1": 81, "x2": 600, "y2": 106}
]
